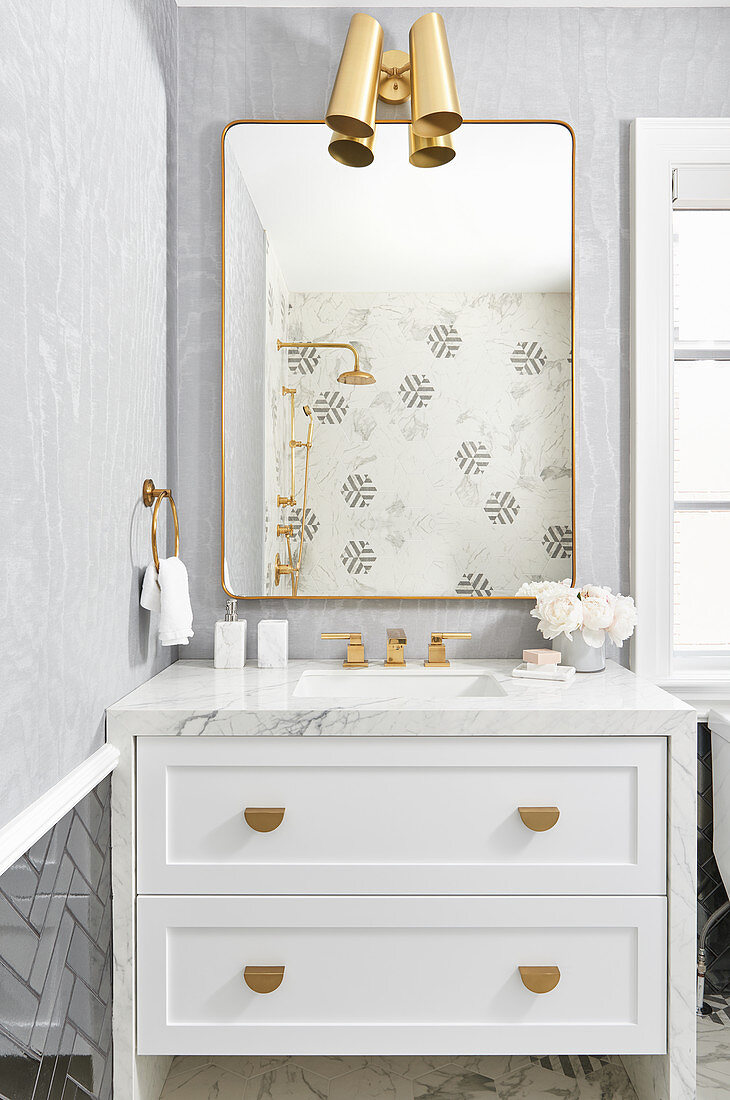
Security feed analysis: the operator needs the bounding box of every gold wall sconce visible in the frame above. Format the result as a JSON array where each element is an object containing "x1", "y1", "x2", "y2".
[{"x1": 325, "y1": 11, "x2": 462, "y2": 169}]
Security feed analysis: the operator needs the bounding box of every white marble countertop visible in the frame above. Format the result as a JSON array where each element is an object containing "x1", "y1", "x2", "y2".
[{"x1": 106, "y1": 659, "x2": 695, "y2": 738}]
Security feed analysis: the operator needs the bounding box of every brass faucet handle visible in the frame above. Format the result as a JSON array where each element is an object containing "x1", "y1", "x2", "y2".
[
  {"x1": 425, "y1": 631, "x2": 472, "y2": 668},
  {"x1": 321, "y1": 632, "x2": 368, "y2": 669},
  {"x1": 384, "y1": 627, "x2": 407, "y2": 667}
]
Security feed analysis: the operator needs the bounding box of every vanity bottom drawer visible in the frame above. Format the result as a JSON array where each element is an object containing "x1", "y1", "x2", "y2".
[{"x1": 137, "y1": 895, "x2": 666, "y2": 1056}]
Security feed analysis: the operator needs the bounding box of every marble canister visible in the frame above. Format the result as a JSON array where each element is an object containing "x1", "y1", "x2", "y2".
[{"x1": 258, "y1": 620, "x2": 289, "y2": 667}]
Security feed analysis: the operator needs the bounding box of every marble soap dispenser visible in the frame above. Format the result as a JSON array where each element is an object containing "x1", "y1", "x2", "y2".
[{"x1": 214, "y1": 599, "x2": 246, "y2": 668}]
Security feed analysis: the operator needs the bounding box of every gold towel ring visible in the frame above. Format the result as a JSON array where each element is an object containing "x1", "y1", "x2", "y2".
[{"x1": 143, "y1": 478, "x2": 179, "y2": 571}]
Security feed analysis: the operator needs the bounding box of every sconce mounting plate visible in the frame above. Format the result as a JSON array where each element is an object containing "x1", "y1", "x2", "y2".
[{"x1": 378, "y1": 50, "x2": 411, "y2": 105}]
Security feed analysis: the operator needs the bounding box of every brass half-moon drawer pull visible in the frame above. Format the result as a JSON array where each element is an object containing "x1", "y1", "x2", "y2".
[
  {"x1": 518, "y1": 806, "x2": 560, "y2": 832},
  {"x1": 244, "y1": 807, "x2": 285, "y2": 832},
  {"x1": 519, "y1": 965, "x2": 561, "y2": 994},
  {"x1": 243, "y1": 965, "x2": 285, "y2": 994}
]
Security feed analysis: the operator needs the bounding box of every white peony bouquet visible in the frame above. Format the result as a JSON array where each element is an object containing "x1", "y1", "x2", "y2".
[{"x1": 515, "y1": 579, "x2": 637, "y2": 649}]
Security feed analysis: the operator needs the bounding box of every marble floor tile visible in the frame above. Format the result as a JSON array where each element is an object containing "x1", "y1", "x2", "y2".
[
  {"x1": 243, "y1": 1064, "x2": 329, "y2": 1100},
  {"x1": 494, "y1": 1063, "x2": 583, "y2": 1100},
  {"x1": 454, "y1": 1058, "x2": 531, "y2": 1083},
  {"x1": 697, "y1": 1027, "x2": 730, "y2": 1100},
  {"x1": 156, "y1": 1053, "x2": 633, "y2": 1100},
  {"x1": 288, "y1": 1057, "x2": 369, "y2": 1080},
  {"x1": 582, "y1": 1063, "x2": 638, "y2": 1100},
  {"x1": 414, "y1": 1066, "x2": 498, "y2": 1098},
  {"x1": 215, "y1": 1058, "x2": 291, "y2": 1080},
  {"x1": 328, "y1": 1064, "x2": 413, "y2": 1100},
  {"x1": 529, "y1": 1056, "x2": 608, "y2": 1080},
  {"x1": 371, "y1": 1057, "x2": 453, "y2": 1080},
  {"x1": 166, "y1": 1057, "x2": 214, "y2": 1083},
  {"x1": 161, "y1": 1065, "x2": 245, "y2": 1100}
]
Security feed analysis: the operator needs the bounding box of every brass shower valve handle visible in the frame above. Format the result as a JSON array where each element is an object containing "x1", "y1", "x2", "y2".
[
  {"x1": 424, "y1": 631, "x2": 471, "y2": 667},
  {"x1": 321, "y1": 632, "x2": 368, "y2": 669}
]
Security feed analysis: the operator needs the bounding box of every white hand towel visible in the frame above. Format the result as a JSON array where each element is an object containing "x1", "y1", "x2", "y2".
[
  {"x1": 140, "y1": 558, "x2": 194, "y2": 646},
  {"x1": 140, "y1": 561, "x2": 161, "y2": 613}
]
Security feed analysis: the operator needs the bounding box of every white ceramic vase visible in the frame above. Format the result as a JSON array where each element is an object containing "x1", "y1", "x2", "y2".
[{"x1": 552, "y1": 632, "x2": 606, "y2": 673}]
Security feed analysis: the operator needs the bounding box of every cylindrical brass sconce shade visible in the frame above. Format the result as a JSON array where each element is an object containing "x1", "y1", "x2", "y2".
[
  {"x1": 409, "y1": 12, "x2": 462, "y2": 138},
  {"x1": 408, "y1": 127, "x2": 455, "y2": 168},
  {"x1": 326, "y1": 13, "x2": 384, "y2": 139},
  {"x1": 328, "y1": 130, "x2": 375, "y2": 168}
]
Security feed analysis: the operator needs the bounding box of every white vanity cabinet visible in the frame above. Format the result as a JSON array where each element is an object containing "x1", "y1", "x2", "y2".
[
  {"x1": 135, "y1": 734, "x2": 667, "y2": 1056},
  {"x1": 108, "y1": 659, "x2": 696, "y2": 1100}
]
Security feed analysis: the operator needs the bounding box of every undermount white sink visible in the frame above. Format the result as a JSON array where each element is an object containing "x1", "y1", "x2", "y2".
[{"x1": 293, "y1": 667, "x2": 506, "y2": 700}]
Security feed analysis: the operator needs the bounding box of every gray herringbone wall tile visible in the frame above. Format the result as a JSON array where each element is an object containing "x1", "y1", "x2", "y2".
[
  {"x1": 0, "y1": 779, "x2": 112, "y2": 1100},
  {"x1": 698, "y1": 723, "x2": 730, "y2": 995}
]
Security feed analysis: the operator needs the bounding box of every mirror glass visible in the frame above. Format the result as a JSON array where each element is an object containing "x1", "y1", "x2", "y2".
[{"x1": 223, "y1": 121, "x2": 574, "y2": 599}]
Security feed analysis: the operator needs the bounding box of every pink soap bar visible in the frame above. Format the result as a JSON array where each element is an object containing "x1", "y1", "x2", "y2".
[{"x1": 523, "y1": 648, "x2": 561, "y2": 666}]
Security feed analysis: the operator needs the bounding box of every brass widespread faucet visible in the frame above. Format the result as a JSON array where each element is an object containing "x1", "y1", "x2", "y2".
[
  {"x1": 424, "y1": 631, "x2": 471, "y2": 667},
  {"x1": 384, "y1": 628, "x2": 407, "y2": 667}
]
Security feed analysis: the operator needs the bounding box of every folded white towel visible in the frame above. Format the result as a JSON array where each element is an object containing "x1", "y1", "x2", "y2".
[{"x1": 140, "y1": 558, "x2": 194, "y2": 646}]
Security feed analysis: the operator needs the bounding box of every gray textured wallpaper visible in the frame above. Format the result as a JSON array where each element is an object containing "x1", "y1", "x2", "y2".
[
  {"x1": 0, "y1": 0, "x2": 177, "y2": 830},
  {"x1": 176, "y1": 5, "x2": 730, "y2": 661}
]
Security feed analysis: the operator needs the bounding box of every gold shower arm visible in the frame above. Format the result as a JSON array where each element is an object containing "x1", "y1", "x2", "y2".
[
  {"x1": 277, "y1": 340, "x2": 359, "y2": 371},
  {"x1": 276, "y1": 340, "x2": 375, "y2": 386}
]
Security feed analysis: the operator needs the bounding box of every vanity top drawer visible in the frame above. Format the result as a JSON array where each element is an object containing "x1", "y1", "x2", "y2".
[
  {"x1": 137, "y1": 894, "x2": 667, "y2": 1056},
  {"x1": 136, "y1": 736, "x2": 666, "y2": 896}
]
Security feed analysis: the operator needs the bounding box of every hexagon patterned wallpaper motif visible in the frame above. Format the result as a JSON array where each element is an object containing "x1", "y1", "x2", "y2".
[{"x1": 264, "y1": 285, "x2": 572, "y2": 596}]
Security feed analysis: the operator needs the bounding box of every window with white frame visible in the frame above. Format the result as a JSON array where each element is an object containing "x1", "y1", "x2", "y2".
[
  {"x1": 631, "y1": 122, "x2": 730, "y2": 693},
  {"x1": 672, "y1": 205, "x2": 730, "y2": 664}
]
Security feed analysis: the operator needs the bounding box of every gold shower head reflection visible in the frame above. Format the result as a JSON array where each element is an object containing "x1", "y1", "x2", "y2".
[{"x1": 277, "y1": 340, "x2": 376, "y2": 386}]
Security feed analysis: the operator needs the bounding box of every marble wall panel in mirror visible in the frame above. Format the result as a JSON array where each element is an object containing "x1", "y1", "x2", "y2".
[{"x1": 222, "y1": 121, "x2": 574, "y2": 599}]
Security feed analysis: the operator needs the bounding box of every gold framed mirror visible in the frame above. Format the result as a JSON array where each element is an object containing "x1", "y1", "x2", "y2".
[{"x1": 221, "y1": 119, "x2": 575, "y2": 600}]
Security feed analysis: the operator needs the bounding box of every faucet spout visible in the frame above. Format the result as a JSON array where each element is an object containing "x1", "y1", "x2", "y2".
[{"x1": 385, "y1": 627, "x2": 407, "y2": 668}]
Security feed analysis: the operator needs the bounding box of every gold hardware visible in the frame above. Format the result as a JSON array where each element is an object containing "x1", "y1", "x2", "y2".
[
  {"x1": 274, "y1": 386, "x2": 314, "y2": 595},
  {"x1": 243, "y1": 965, "x2": 285, "y2": 994},
  {"x1": 277, "y1": 340, "x2": 375, "y2": 387},
  {"x1": 409, "y1": 12, "x2": 462, "y2": 138},
  {"x1": 280, "y1": 385, "x2": 298, "y2": 508},
  {"x1": 519, "y1": 965, "x2": 561, "y2": 994},
  {"x1": 274, "y1": 553, "x2": 294, "y2": 586},
  {"x1": 325, "y1": 13, "x2": 460, "y2": 166},
  {"x1": 329, "y1": 130, "x2": 376, "y2": 168},
  {"x1": 220, "y1": 120, "x2": 576, "y2": 603},
  {"x1": 378, "y1": 49, "x2": 411, "y2": 105},
  {"x1": 142, "y1": 479, "x2": 179, "y2": 572},
  {"x1": 518, "y1": 807, "x2": 560, "y2": 832},
  {"x1": 321, "y1": 632, "x2": 368, "y2": 668},
  {"x1": 244, "y1": 808, "x2": 285, "y2": 832},
  {"x1": 424, "y1": 631, "x2": 471, "y2": 667},
  {"x1": 409, "y1": 128, "x2": 455, "y2": 169},
  {"x1": 385, "y1": 627, "x2": 407, "y2": 667},
  {"x1": 326, "y1": 13, "x2": 383, "y2": 138}
]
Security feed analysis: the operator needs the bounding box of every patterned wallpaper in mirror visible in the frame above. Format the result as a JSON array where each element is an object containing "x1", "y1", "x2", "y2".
[{"x1": 263, "y1": 281, "x2": 572, "y2": 597}]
